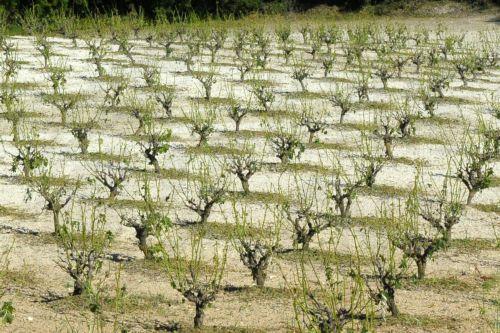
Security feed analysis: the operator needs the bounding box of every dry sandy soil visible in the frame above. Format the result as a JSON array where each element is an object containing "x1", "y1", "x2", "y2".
[{"x1": 0, "y1": 13, "x2": 498, "y2": 333}]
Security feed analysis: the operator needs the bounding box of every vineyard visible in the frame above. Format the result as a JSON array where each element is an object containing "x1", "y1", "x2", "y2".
[{"x1": 0, "y1": 12, "x2": 498, "y2": 333}]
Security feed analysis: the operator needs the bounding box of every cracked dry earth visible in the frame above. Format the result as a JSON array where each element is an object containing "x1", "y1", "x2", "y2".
[{"x1": 0, "y1": 14, "x2": 498, "y2": 333}]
